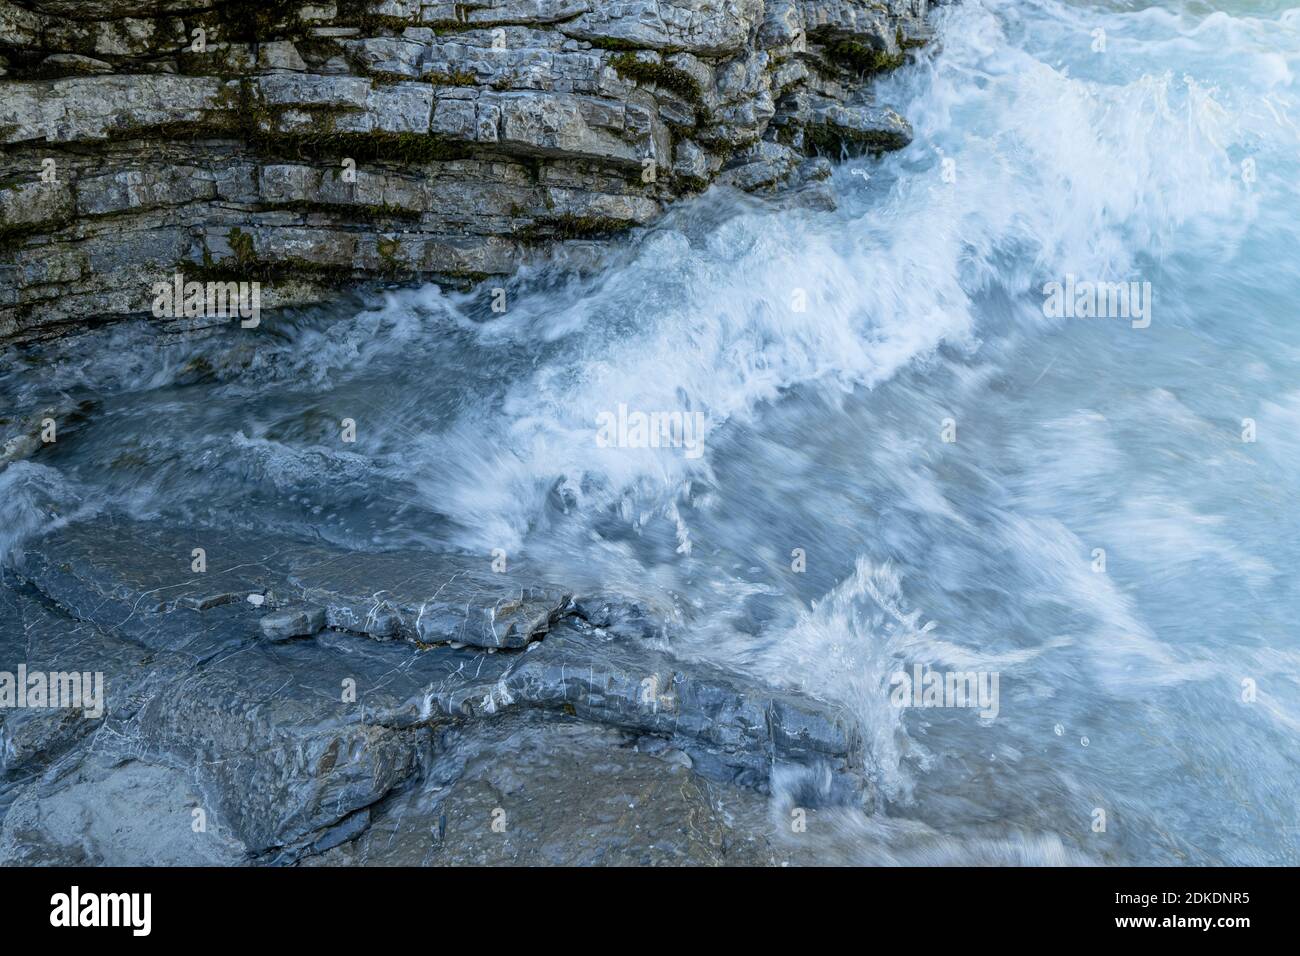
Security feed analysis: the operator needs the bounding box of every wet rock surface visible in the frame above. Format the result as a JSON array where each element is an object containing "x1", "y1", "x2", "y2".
[
  {"x1": 0, "y1": 0, "x2": 932, "y2": 343},
  {"x1": 0, "y1": 514, "x2": 869, "y2": 864},
  {"x1": 303, "y1": 716, "x2": 810, "y2": 866}
]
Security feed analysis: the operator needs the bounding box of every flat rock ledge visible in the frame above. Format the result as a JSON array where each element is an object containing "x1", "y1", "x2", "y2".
[
  {"x1": 1, "y1": 515, "x2": 867, "y2": 864},
  {"x1": 0, "y1": 0, "x2": 933, "y2": 344}
]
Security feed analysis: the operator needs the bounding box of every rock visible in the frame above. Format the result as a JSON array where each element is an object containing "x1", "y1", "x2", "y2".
[
  {"x1": 659, "y1": 747, "x2": 694, "y2": 770},
  {"x1": 131, "y1": 645, "x2": 430, "y2": 857},
  {"x1": 717, "y1": 140, "x2": 802, "y2": 191},
  {"x1": 259, "y1": 604, "x2": 327, "y2": 641},
  {"x1": 1, "y1": 506, "x2": 874, "y2": 863},
  {"x1": 0, "y1": 0, "x2": 930, "y2": 344},
  {"x1": 563, "y1": 0, "x2": 765, "y2": 56},
  {"x1": 40, "y1": 53, "x2": 114, "y2": 75},
  {"x1": 0, "y1": 755, "x2": 248, "y2": 866},
  {"x1": 303, "y1": 715, "x2": 809, "y2": 866},
  {"x1": 776, "y1": 89, "x2": 915, "y2": 156},
  {"x1": 12, "y1": 514, "x2": 862, "y2": 787},
  {"x1": 672, "y1": 138, "x2": 713, "y2": 183},
  {"x1": 809, "y1": 101, "x2": 914, "y2": 154},
  {"x1": 761, "y1": 0, "x2": 808, "y2": 53},
  {"x1": 0, "y1": 575, "x2": 428, "y2": 860},
  {"x1": 13, "y1": 515, "x2": 573, "y2": 650},
  {"x1": 0, "y1": 399, "x2": 94, "y2": 468},
  {"x1": 13, "y1": 517, "x2": 288, "y2": 656}
]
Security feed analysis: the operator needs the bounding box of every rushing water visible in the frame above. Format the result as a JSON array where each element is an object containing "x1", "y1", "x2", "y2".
[{"x1": 4, "y1": 0, "x2": 1299, "y2": 864}]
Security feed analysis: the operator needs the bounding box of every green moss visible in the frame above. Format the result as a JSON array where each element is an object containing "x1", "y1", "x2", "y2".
[
  {"x1": 896, "y1": 27, "x2": 929, "y2": 51},
  {"x1": 295, "y1": 36, "x2": 344, "y2": 63},
  {"x1": 514, "y1": 214, "x2": 637, "y2": 244},
  {"x1": 180, "y1": 254, "x2": 361, "y2": 285},
  {"x1": 587, "y1": 37, "x2": 651, "y2": 52},
  {"x1": 772, "y1": 123, "x2": 799, "y2": 147},
  {"x1": 376, "y1": 236, "x2": 404, "y2": 274},
  {"x1": 276, "y1": 199, "x2": 421, "y2": 221},
  {"x1": 674, "y1": 174, "x2": 710, "y2": 194},
  {"x1": 824, "y1": 39, "x2": 906, "y2": 75},
  {"x1": 100, "y1": 118, "x2": 242, "y2": 146},
  {"x1": 608, "y1": 52, "x2": 702, "y2": 104},
  {"x1": 587, "y1": 36, "x2": 685, "y2": 54},
  {"x1": 96, "y1": 75, "x2": 474, "y2": 169},
  {"x1": 228, "y1": 77, "x2": 468, "y2": 163},
  {"x1": 427, "y1": 21, "x2": 478, "y2": 34},
  {"x1": 428, "y1": 69, "x2": 478, "y2": 86},
  {"x1": 0, "y1": 204, "x2": 75, "y2": 253},
  {"x1": 190, "y1": 225, "x2": 410, "y2": 284},
  {"x1": 709, "y1": 141, "x2": 737, "y2": 164},
  {"x1": 335, "y1": 0, "x2": 420, "y2": 32},
  {"x1": 804, "y1": 121, "x2": 909, "y2": 158},
  {"x1": 367, "y1": 70, "x2": 421, "y2": 85},
  {"x1": 21, "y1": 58, "x2": 116, "y2": 81},
  {"x1": 227, "y1": 226, "x2": 256, "y2": 265},
  {"x1": 252, "y1": 129, "x2": 473, "y2": 163}
]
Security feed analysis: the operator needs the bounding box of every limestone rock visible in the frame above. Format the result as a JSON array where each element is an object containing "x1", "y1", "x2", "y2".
[
  {"x1": 259, "y1": 604, "x2": 327, "y2": 640},
  {"x1": 0, "y1": 0, "x2": 931, "y2": 344},
  {"x1": 2, "y1": 509, "x2": 871, "y2": 863}
]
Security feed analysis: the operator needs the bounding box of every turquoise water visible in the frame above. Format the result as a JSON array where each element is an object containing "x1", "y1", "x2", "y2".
[{"x1": 3, "y1": 0, "x2": 1297, "y2": 863}]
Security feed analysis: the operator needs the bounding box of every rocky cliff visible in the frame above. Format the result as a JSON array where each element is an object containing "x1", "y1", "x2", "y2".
[{"x1": 0, "y1": 0, "x2": 930, "y2": 344}]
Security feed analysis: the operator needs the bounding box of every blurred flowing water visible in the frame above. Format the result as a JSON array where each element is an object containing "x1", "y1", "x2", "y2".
[{"x1": 4, "y1": 0, "x2": 1298, "y2": 864}]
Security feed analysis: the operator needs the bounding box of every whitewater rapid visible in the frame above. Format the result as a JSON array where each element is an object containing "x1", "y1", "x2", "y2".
[{"x1": 3, "y1": 0, "x2": 1298, "y2": 864}]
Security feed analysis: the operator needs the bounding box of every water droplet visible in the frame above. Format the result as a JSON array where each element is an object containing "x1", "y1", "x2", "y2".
[
  {"x1": 1081, "y1": 736, "x2": 1090, "y2": 747},
  {"x1": 1054, "y1": 723, "x2": 1064, "y2": 736}
]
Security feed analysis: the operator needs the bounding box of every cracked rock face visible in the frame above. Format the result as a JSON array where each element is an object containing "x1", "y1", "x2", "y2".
[
  {"x1": 0, "y1": 0, "x2": 930, "y2": 344},
  {"x1": 0, "y1": 515, "x2": 868, "y2": 863}
]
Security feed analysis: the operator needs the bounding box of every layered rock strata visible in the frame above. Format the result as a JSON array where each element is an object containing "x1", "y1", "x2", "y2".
[
  {"x1": 0, "y1": 0, "x2": 931, "y2": 343},
  {"x1": 0, "y1": 515, "x2": 866, "y2": 863}
]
